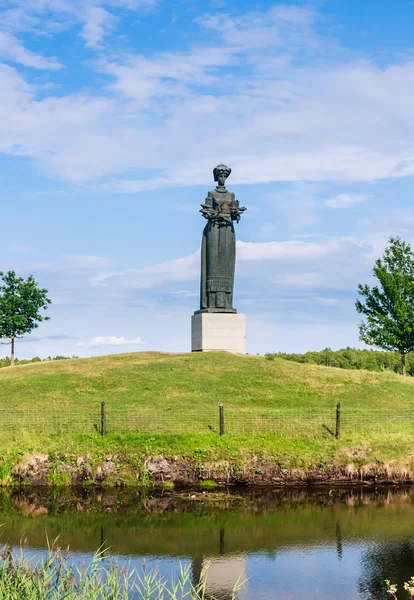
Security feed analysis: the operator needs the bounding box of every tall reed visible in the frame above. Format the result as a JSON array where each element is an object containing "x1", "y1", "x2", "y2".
[{"x1": 0, "y1": 545, "x2": 244, "y2": 599}]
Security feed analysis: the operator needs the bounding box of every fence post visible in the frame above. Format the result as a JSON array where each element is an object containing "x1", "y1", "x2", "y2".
[
  {"x1": 101, "y1": 402, "x2": 106, "y2": 437},
  {"x1": 335, "y1": 402, "x2": 341, "y2": 439},
  {"x1": 219, "y1": 403, "x2": 225, "y2": 436}
]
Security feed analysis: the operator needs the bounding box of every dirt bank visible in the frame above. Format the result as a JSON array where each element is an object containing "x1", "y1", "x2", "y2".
[{"x1": 3, "y1": 452, "x2": 413, "y2": 488}]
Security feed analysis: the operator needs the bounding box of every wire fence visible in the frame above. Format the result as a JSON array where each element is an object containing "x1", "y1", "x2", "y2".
[{"x1": 1, "y1": 403, "x2": 414, "y2": 438}]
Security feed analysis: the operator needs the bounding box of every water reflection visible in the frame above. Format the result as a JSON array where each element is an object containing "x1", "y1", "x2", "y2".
[
  {"x1": 360, "y1": 541, "x2": 414, "y2": 600},
  {"x1": 191, "y1": 525, "x2": 247, "y2": 600},
  {"x1": 192, "y1": 554, "x2": 247, "y2": 600},
  {"x1": 0, "y1": 487, "x2": 414, "y2": 599}
]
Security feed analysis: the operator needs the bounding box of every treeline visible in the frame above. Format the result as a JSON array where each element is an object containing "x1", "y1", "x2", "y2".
[
  {"x1": 266, "y1": 348, "x2": 414, "y2": 376},
  {"x1": 0, "y1": 356, "x2": 78, "y2": 368}
]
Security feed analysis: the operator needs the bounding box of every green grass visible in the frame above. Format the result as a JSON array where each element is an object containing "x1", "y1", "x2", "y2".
[
  {"x1": 0, "y1": 547, "x2": 237, "y2": 600},
  {"x1": 1, "y1": 351, "x2": 414, "y2": 480},
  {"x1": 200, "y1": 479, "x2": 218, "y2": 490}
]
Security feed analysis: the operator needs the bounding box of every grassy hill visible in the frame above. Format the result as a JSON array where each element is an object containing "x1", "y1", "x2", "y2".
[{"x1": 1, "y1": 351, "x2": 414, "y2": 485}]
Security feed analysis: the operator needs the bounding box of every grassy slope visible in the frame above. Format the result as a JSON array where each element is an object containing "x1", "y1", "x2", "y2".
[{"x1": 1, "y1": 351, "x2": 414, "y2": 478}]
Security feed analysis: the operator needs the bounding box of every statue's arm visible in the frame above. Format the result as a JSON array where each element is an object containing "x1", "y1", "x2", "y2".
[
  {"x1": 200, "y1": 191, "x2": 218, "y2": 220},
  {"x1": 230, "y1": 193, "x2": 247, "y2": 222}
]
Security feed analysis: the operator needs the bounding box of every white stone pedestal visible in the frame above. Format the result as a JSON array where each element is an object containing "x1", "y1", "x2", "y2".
[{"x1": 191, "y1": 312, "x2": 246, "y2": 354}]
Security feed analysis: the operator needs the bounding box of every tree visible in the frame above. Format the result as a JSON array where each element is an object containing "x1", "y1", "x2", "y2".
[
  {"x1": 356, "y1": 237, "x2": 414, "y2": 376},
  {"x1": 0, "y1": 271, "x2": 51, "y2": 366},
  {"x1": 322, "y1": 347, "x2": 334, "y2": 367}
]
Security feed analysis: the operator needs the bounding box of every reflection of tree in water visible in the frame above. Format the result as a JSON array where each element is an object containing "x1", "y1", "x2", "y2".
[{"x1": 359, "y1": 540, "x2": 414, "y2": 600}]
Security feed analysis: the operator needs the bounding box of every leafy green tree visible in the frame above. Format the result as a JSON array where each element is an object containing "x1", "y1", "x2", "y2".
[
  {"x1": 322, "y1": 347, "x2": 334, "y2": 367},
  {"x1": 0, "y1": 271, "x2": 51, "y2": 366},
  {"x1": 356, "y1": 237, "x2": 414, "y2": 376}
]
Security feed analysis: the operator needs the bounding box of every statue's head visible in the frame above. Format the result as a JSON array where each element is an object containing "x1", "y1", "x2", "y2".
[{"x1": 213, "y1": 164, "x2": 231, "y2": 187}]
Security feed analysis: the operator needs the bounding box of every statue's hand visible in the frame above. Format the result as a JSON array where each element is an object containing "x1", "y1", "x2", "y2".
[
  {"x1": 231, "y1": 205, "x2": 246, "y2": 221},
  {"x1": 200, "y1": 206, "x2": 220, "y2": 221}
]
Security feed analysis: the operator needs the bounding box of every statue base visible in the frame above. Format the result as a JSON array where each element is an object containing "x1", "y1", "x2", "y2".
[
  {"x1": 193, "y1": 308, "x2": 237, "y2": 314},
  {"x1": 191, "y1": 312, "x2": 246, "y2": 354}
]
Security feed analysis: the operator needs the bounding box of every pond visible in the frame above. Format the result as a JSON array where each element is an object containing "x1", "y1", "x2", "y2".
[{"x1": 0, "y1": 486, "x2": 413, "y2": 599}]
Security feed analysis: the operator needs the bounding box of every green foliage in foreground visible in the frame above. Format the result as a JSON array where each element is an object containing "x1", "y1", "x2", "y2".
[
  {"x1": 386, "y1": 577, "x2": 414, "y2": 599},
  {"x1": 0, "y1": 546, "x2": 242, "y2": 600},
  {"x1": 267, "y1": 347, "x2": 414, "y2": 375}
]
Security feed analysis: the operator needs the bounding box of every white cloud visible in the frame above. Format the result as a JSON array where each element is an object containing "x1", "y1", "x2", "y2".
[
  {"x1": 170, "y1": 290, "x2": 198, "y2": 297},
  {"x1": 313, "y1": 296, "x2": 340, "y2": 306},
  {"x1": 237, "y1": 239, "x2": 346, "y2": 261},
  {"x1": 80, "y1": 6, "x2": 115, "y2": 49},
  {"x1": 359, "y1": 209, "x2": 414, "y2": 234},
  {"x1": 279, "y1": 272, "x2": 325, "y2": 287},
  {"x1": 63, "y1": 255, "x2": 113, "y2": 269},
  {"x1": 76, "y1": 335, "x2": 144, "y2": 347},
  {"x1": 325, "y1": 193, "x2": 365, "y2": 208},
  {"x1": 0, "y1": 32, "x2": 61, "y2": 70},
  {"x1": 87, "y1": 237, "x2": 373, "y2": 298},
  {"x1": 195, "y1": 5, "x2": 317, "y2": 50},
  {"x1": 1, "y1": 3, "x2": 414, "y2": 190},
  {"x1": 91, "y1": 251, "x2": 199, "y2": 288},
  {"x1": 90, "y1": 240, "x2": 340, "y2": 291},
  {"x1": 240, "y1": 236, "x2": 374, "y2": 292},
  {"x1": 1, "y1": 0, "x2": 158, "y2": 52}
]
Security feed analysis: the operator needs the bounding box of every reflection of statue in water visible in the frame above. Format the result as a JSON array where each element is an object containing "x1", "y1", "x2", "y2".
[
  {"x1": 199, "y1": 165, "x2": 246, "y2": 313},
  {"x1": 191, "y1": 526, "x2": 247, "y2": 600}
]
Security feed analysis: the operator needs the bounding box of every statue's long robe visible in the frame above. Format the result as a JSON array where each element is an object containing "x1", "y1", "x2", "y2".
[{"x1": 200, "y1": 190, "x2": 236, "y2": 311}]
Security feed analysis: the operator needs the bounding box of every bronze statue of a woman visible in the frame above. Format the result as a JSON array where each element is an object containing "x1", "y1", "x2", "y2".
[{"x1": 199, "y1": 164, "x2": 246, "y2": 312}]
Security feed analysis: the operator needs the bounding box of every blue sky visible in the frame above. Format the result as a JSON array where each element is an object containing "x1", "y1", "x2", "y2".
[{"x1": 1, "y1": 0, "x2": 414, "y2": 358}]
